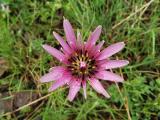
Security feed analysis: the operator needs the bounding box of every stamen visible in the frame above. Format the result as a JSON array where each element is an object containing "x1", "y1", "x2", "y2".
[
  {"x1": 67, "y1": 51, "x2": 97, "y2": 79},
  {"x1": 80, "y1": 61, "x2": 86, "y2": 68}
]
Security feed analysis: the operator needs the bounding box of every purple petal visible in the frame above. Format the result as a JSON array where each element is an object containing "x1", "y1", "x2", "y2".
[
  {"x1": 53, "y1": 32, "x2": 72, "y2": 54},
  {"x1": 97, "y1": 42, "x2": 125, "y2": 60},
  {"x1": 67, "y1": 79, "x2": 81, "y2": 101},
  {"x1": 82, "y1": 80, "x2": 87, "y2": 99},
  {"x1": 63, "y1": 19, "x2": 76, "y2": 48},
  {"x1": 48, "y1": 75, "x2": 71, "y2": 92},
  {"x1": 89, "y1": 78, "x2": 110, "y2": 98},
  {"x1": 42, "y1": 44, "x2": 65, "y2": 62},
  {"x1": 40, "y1": 66, "x2": 65, "y2": 83},
  {"x1": 99, "y1": 60, "x2": 129, "y2": 69},
  {"x1": 85, "y1": 25, "x2": 102, "y2": 50},
  {"x1": 95, "y1": 71, "x2": 124, "y2": 82}
]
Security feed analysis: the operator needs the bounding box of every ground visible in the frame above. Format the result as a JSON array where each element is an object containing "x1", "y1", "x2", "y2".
[{"x1": 0, "y1": 0, "x2": 160, "y2": 120}]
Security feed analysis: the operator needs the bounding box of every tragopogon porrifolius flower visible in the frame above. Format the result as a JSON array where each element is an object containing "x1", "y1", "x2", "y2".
[{"x1": 40, "y1": 19, "x2": 129, "y2": 101}]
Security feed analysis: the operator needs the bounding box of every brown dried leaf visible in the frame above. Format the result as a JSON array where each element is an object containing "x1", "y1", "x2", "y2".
[
  {"x1": 0, "y1": 91, "x2": 39, "y2": 114},
  {"x1": 0, "y1": 58, "x2": 9, "y2": 77}
]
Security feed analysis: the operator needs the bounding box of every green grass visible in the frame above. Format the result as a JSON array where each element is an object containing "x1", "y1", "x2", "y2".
[{"x1": 0, "y1": 0, "x2": 160, "y2": 119}]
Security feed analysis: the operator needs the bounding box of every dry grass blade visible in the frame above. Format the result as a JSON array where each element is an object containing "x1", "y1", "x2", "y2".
[{"x1": 112, "y1": 0, "x2": 155, "y2": 29}]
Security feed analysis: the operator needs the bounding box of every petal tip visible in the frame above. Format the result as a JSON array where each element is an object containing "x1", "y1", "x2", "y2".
[
  {"x1": 77, "y1": 31, "x2": 81, "y2": 36},
  {"x1": 104, "y1": 93, "x2": 110, "y2": 98},
  {"x1": 39, "y1": 78, "x2": 44, "y2": 83},
  {"x1": 115, "y1": 75, "x2": 124, "y2": 82},
  {"x1": 120, "y1": 42, "x2": 125, "y2": 46},
  {"x1": 63, "y1": 18, "x2": 69, "y2": 23},
  {"x1": 119, "y1": 78, "x2": 124, "y2": 82},
  {"x1": 52, "y1": 31, "x2": 58, "y2": 39},
  {"x1": 116, "y1": 42, "x2": 125, "y2": 49},
  {"x1": 101, "y1": 40, "x2": 105, "y2": 43},
  {"x1": 53, "y1": 31, "x2": 56, "y2": 35},
  {"x1": 48, "y1": 88, "x2": 53, "y2": 92},
  {"x1": 68, "y1": 98, "x2": 73, "y2": 102},
  {"x1": 42, "y1": 44, "x2": 45, "y2": 47},
  {"x1": 40, "y1": 77, "x2": 53, "y2": 83},
  {"x1": 42, "y1": 44, "x2": 47, "y2": 49},
  {"x1": 83, "y1": 90, "x2": 87, "y2": 99},
  {"x1": 125, "y1": 60, "x2": 129, "y2": 65},
  {"x1": 67, "y1": 95, "x2": 74, "y2": 102},
  {"x1": 84, "y1": 95, "x2": 87, "y2": 99},
  {"x1": 97, "y1": 25, "x2": 102, "y2": 29},
  {"x1": 63, "y1": 16, "x2": 67, "y2": 21}
]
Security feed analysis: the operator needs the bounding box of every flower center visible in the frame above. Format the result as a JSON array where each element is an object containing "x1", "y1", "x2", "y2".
[
  {"x1": 80, "y1": 61, "x2": 87, "y2": 69},
  {"x1": 67, "y1": 50, "x2": 97, "y2": 79}
]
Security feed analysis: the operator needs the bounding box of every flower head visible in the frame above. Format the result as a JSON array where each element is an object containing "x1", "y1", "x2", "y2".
[{"x1": 40, "y1": 19, "x2": 129, "y2": 101}]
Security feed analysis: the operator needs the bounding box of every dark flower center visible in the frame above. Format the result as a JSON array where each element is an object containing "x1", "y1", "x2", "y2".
[{"x1": 67, "y1": 50, "x2": 97, "y2": 79}]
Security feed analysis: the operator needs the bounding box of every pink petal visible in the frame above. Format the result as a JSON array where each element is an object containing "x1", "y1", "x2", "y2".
[
  {"x1": 53, "y1": 32, "x2": 72, "y2": 54},
  {"x1": 97, "y1": 42, "x2": 125, "y2": 60},
  {"x1": 95, "y1": 71, "x2": 124, "y2": 82},
  {"x1": 42, "y1": 44, "x2": 65, "y2": 62},
  {"x1": 89, "y1": 78, "x2": 110, "y2": 98},
  {"x1": 67, "y1": 79, "x2": 81, "y2": 101},
  {"x1": 82, "y1": 80, "x2": 87, "y2": 99},
  {"x1": 99, "y1": 60, "x2": 129, "y2": 69},
  {"x1": 48, "y1": 75, "x2": 71, "y2": 92},
  {"x1": 40, "y1": 66, "x2": 65, "y2": 83},
  {"x1": 43, "y1": 45, "x2": 65, "y2": 61},
  {"x1": 63, "y1": 19, "x2": 76, "y2": 48},
  {"x1": 85, "y1": 25, "x2": 102, "y2": 50}
]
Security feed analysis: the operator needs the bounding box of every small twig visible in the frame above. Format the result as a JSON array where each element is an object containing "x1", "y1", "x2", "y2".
[
  {"x1": 114, "y1": 57, "x2": 132, "y2": 120},
  {"x1": 25, "y1": 101, "x2": 44, "y2": 120},
  {"x1": 137, "y1": 70, "x2": 160, "y2": 75},
  {"x1": 124, "y1": 97, "x2": 132, "y2": 120},
  {"x1": 0, "y1": 92, "x2": 53, "y2": 117},
  {"x1": 112, "y1": 0, "x2": 154, "y2": 30}
]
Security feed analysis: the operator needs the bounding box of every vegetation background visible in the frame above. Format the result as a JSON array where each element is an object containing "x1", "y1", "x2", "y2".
[{"x1": 0, "y1": 0, "x2": 160, "y2": 120}]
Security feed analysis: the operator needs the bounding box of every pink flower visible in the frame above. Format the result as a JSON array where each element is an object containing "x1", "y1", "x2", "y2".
[{"x1": 40, "y1": 19, "x2": 129, "y2": 101}]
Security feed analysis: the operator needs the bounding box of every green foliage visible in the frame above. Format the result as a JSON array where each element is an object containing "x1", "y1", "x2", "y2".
[{"x1": 0, "y1": 0, "x2": 160, "y2": 119}]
